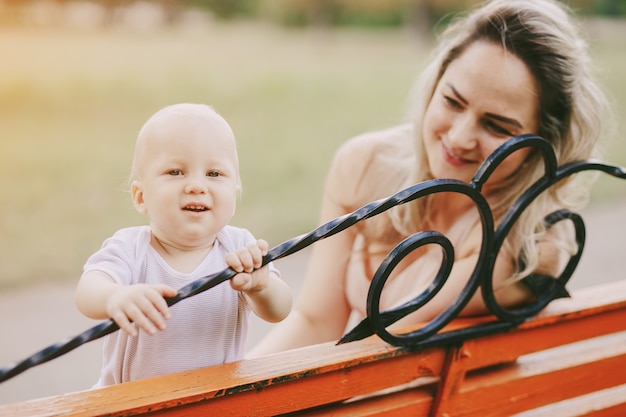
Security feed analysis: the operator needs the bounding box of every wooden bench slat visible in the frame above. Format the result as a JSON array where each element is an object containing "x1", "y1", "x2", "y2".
[
  {"x1": 512, "y1": 384, "x2": 626, "y2": 417},
  {"x1": 1, "y1": 281, "x2": 625, "y2": 417},
  {"x1": 445, "y1": 332, "x2": 626, "y2": 416},
  {"x1": 459, "y1": 280, "x2": 626, "y2": 371},
  {"x1": 196, "y1": 350, "x2": 440, "y2": 416},
  {"x1": 0, "y1": 339, "x2": 444, "y2": 417},
  {"x1": 280, "y1": 385, "x2": 436, "y2": 417}
]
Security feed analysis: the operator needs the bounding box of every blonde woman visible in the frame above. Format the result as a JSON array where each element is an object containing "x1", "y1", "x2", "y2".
[{"x1": 250, "y1": 0, "x2": 610, "y2": 355}]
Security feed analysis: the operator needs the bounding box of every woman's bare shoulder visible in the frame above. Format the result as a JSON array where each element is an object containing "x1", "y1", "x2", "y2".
[
  {"x1": 332, "y1": 124, "x2": 413, "y2": 179},
  {"x1": 336, "y1": 124, "x2": 413, "y2": 160},
  {"x1": 326, "y1": 124, "x2": 414, "y2": 209}
]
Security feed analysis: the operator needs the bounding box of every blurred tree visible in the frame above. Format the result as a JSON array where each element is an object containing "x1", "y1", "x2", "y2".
[
  {"x1": 594, "y1": 0, "x2": 626, "y2": 15},
  {"x1": 407, "y1": 0, "x2": 436, "y2": 39},
  {"x1": 256, "y1": 0, "x2": 478, "y2": 28},
  {"x1": 186, "y1": 0, "x2": 257, "y2": 18},
  {"x1": 1, "y1": 0, "x2": 624, "y2": 29}
]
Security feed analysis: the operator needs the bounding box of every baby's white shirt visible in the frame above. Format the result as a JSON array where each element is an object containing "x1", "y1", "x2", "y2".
[{"x1": 82, "y1": 225, "x2": 275, "y2": 387}]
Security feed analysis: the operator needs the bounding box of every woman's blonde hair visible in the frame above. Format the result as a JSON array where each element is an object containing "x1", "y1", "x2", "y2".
[{"x1": 391, "y1": 0, "x2": 610, "y2": 279}]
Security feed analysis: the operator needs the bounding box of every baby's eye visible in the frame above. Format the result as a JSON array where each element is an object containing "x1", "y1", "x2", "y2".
[
  {"x1": 167, "y1": 169, "x2": 182, "y2": 176},
  {"x1": 207, "y1": 170, "x2": 221, "y2": 177}
]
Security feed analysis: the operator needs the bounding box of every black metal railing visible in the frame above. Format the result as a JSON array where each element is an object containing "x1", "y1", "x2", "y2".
[{"x1": 0, "y1": 134, "x2": 624, "y2": 384}]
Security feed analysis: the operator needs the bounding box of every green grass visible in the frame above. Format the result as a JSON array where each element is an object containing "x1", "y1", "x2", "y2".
[{"x1": 0, "y1": 20, "x2": 625, "y2": 288}]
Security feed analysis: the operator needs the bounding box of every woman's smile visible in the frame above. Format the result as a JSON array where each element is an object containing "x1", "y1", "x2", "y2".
[{"x1": 441, "y1": 142, "x2": 474, "y2": 167}]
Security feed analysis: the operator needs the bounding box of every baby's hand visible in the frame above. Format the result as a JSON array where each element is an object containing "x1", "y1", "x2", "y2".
[
  {"x1": 226, "y1": 240, "x2": 270, "y2": 293},
  {"x1": 106, "y1": 284, "x2": 177, "y2": 337}
]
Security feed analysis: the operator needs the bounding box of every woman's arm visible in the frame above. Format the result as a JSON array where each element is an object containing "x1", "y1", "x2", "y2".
[
  {"x1": 247, "y1": 196, "x2": 357, "y2": 356},
  {"x1": 247, "y1": 135, "x2": 384, "y2": 356},
  {"x1": 249, "y1": 127, "x2": 414, "y2": 356}
]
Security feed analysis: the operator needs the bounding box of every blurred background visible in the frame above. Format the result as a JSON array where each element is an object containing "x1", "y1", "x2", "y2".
[
  {"x1": 0, "y1": 0, "x2": 625, "y2": 289},
  {"x1": 0, "y1": 0, "x2": 625, "y2": 404}
]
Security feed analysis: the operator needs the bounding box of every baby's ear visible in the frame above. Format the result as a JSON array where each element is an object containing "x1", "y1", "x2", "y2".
[{"x1": 130, "y1": 181, "x2": 147, "y2": 214}]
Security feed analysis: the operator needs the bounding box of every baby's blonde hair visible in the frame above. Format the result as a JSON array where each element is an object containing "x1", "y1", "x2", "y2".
[{"x1": 129, "y1": 103, "x2": 242, "y2": 191}]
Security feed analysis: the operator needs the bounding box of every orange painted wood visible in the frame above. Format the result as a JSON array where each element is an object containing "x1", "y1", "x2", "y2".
[
  {"x1": 430, "y1": 282, "x2": 626, "y2": 417},
  {"x1": 579, "y1": 403, "x2": 626, "y2": 417},
  {"x1": 443, "y1": 332, "x2": 626, "y2": 416},
  {"x1": 430, "y1": 344, "x2": 468, "y2": 416},
  {"x1": 513, "y1": 384, "x2": 626, "y2": 417},
  {"x1": 457, "y1": 280, "x2": 626, "y2": 371},
  {"x1": 158, "y1": 348, "x2": 442, "y2": 416},
  {"x1": 292, "y1": 386, "x2": 436, "y2": 416},
  {"x1": 0, "y1": 334, "x2": 444, "y2": 417},
  {"x1": 1, "y1": 281, "x2": 625, "y2": 417},
  {"x1": 560, "y1": 403, "x2": 626, "y2": 417}
]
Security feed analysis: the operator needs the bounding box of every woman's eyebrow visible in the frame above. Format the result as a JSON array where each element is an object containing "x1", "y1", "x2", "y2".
[
  {"x1": 446, "y1": 82, "x2": 524, "y2": 129},
  {"x1": 446, "y1": 83, "x2": 468, "y2": 105}
]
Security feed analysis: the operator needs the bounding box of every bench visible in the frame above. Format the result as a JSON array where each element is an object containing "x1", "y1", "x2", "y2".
[{"x1": 1, "y1": 279, "x2": 625, "y2": 417}]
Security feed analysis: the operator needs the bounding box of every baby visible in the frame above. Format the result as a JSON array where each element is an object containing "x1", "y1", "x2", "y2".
[{"x1": 74, "y1": 103, "x2": 292, "y2": 387}]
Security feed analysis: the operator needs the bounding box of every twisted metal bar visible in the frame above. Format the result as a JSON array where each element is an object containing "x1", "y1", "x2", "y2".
[
  {"x1": 1, "y1": 135, "x2": 625, "y2": 383},
  {"x1": 0, "y1": 167, "x2": 489, "y2": 383}
]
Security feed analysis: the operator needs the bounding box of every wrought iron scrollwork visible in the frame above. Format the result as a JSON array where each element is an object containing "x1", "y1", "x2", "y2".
[
  {"x1": 340, "y1": 134, "x2": 625, "y2": 346},
  {"x1": 0, "y1": 135, "x2": 624, "y2": 384}
]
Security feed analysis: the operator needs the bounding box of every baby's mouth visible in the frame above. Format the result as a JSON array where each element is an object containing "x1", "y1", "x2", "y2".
[{"x1": 183, "y1": 204, "x2": 208, "y2": 212}]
